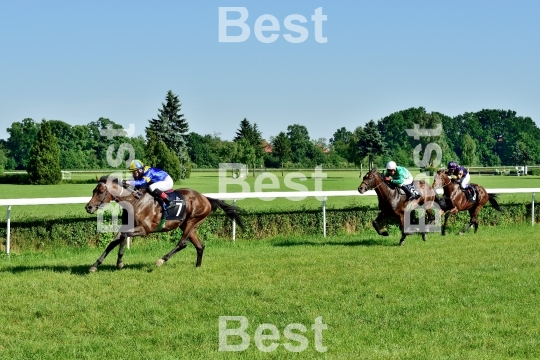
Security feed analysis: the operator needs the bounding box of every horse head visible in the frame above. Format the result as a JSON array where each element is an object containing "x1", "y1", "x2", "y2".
[
  {"x1": 85, "y1": 176, "x2": 124, "y2": 214},
  {"x1": 358, "y1": 169, "x2": 384, "y2": 194},
  {"x1": 432, "y1": 169, "x2": 451, "y2": 190}
]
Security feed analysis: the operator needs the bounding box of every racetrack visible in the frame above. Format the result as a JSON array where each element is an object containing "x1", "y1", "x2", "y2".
[{"x1": 1, "y1": 224, "x2": 539, "y2": 358}]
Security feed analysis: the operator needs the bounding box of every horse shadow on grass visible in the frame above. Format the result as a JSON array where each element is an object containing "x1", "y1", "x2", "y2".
[
  {"x1": 272, "y1": 237, "x2": 397, "y2": 248},
  {"x1": 1, "y1": 262, "x2": 150, "y2": 276}
]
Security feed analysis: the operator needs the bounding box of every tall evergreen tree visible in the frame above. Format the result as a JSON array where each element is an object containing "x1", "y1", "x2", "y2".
[
  {"x1": 147, "y1": 90, "x2": 190, "y2": 179},
  {"x1": 233, "y1": 118, "x2": 264, "y2": 166},
  {"x1": 144, "y1": 129, "x2": 182, "y2": 181},
  {"x1": 357, "y1": 120, "x2": 387, "y2": 170},
  {"x1": 27, "y1": 120, "x2": 62, "y2": 184}
]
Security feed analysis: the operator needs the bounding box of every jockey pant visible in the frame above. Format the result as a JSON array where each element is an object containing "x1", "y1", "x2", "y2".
[
  {"x1": 400, "y1": 176, "x2": 414, "y2": 186},
  {"x1": 149, "y1": 175, "x2": 174, "y2": 193},
  {"x1": 459, "y1": 173, "x2": 470, "y2": 190}
]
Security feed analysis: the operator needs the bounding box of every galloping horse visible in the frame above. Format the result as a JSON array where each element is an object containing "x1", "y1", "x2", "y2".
[
  {"x1": 432, "y1": 169, "x2": 502, "y2": 235},
  {"x1": 358, "y1": 169, "x2": 438, "y2": 245},
  {"x1": 85, "y1": 175, "x2": 244, "y2": 272}
]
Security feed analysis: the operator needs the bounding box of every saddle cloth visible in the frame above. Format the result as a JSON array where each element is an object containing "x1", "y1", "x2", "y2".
[{"x1": 163, "y1": 189, "x2": 186, "y2": 221}]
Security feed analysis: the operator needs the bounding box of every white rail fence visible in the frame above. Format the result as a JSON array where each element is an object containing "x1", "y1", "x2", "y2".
[{"x1": 1, "y1": 189, "x2": 538, "y2": 254}]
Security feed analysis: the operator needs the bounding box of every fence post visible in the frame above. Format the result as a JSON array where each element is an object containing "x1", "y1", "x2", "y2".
[
  {"x1": 533, "y1": 193, "x2": 535, "y2": 226},
  {"x1": 232, "y1": 199, "x2": 236, "y2": 241},
  {"x1": 6, "y1": 206, "x2": 11, "y2": 255},
  {"x1": 322, "y1": 197, "x2": 327, "y2": 237}
]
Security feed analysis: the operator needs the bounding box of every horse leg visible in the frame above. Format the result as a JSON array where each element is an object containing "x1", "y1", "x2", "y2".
[
  {"x1": 189, "y1": 229, "x2": 205, "y2": 267},
  {"x1": 441, "y1": 210, "x2": 452, "y2": 236},
  {"x1": 398, "y1": 214, "x2": 407, "y2": 246},
  {"x1": 469, "y1": 205, "x2": 483, "y2": 234},
  {"x1": 89, "y1": 232, "x2": 125, "y2": 272},
  {"x1": 372, "y1": 212, "x2": 389, "y2": 236},
  {"x1": 116, "y1": 235, "x2": 128, "y2": 269},
  {"x1": 156, "y1": 217, "x2": 205, "y2": 267},
  {"x1": 459, "y1": 206, "x2": 479, "y2": 235}
]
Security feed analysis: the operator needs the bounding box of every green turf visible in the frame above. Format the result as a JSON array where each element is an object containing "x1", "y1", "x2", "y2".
[{"x1": 0, "y1": 224, "x2": 539, "y2": 359}]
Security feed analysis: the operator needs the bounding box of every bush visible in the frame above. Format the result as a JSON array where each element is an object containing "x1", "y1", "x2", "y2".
[
  {"x1": 0, "y1": 173, "x2": 29, "y2": 184},
  {"x1": 528, "y1": 168, "x2": 540, "y2": 176}
]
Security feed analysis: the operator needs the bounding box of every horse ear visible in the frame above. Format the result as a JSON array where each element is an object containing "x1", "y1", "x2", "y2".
[{"x1": 95, "y1": 176, "x2": 99, "y2": 182}]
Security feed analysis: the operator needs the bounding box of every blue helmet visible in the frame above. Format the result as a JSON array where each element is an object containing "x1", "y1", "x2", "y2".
[{"x1": 447, "y1": 161, "x2": 457, "y2": 169}]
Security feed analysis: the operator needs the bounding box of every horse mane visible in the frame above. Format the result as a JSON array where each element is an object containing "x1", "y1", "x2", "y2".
[
  {"x1": 369, "y1": 168, "x2": 386, "y2": 181},
  {"x1": 98, "y1": 175, "x2": 120, "y2": 184}
]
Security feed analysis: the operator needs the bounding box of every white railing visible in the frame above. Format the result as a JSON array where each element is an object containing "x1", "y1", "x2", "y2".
[{"x1": 1, "y1": 188, "x2": 538, "y2": 254}]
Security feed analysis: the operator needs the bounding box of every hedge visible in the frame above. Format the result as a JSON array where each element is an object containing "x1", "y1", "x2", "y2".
[{"x1": 1, "y1": 203, "x2": 538, "y2": 252}]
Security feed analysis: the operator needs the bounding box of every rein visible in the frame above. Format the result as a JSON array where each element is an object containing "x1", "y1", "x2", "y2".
[
  {"x1": 101, "y1": 182, "x2": 142, "y2": 207},
  {"x1": 362, "y1": 173, "x2": 394, "y2": 202}
]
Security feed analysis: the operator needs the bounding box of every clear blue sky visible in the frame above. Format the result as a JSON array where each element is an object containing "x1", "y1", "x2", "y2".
[{"x1": 1, "y1": 1, "x2": 539, "y2": 142}]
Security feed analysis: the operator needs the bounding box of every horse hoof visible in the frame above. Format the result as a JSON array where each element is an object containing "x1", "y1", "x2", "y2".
[
  {"x1": 89, "y1": 267, "x2": 97, "y2": 273},
  {"x1": 381, "y1": 231, "x2": 389, "y2": 237},
  {"x1": 156, "y1": 259, "x2": 165, "y2": 267},
  {"x1": 116, "y1": 262, "x2": 124, "y2": 270},
  {"x1": 399, "y1": 241, "x2": 405, "y2": 246}
]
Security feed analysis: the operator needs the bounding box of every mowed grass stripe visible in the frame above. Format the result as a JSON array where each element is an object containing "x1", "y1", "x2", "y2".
[{"x1": 0, "y1": 224, "x2": 539, "y2": 359}]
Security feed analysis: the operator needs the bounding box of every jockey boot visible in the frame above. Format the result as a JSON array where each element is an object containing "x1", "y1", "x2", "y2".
[
  {"x1": 402, "y1": 185, "x2": 420, "y2": 201},
  {"x1": 152, "y1": 189, "x2": 175, "y2": 211},
  {"x1": 465, "y1": 187, "x2": 475, "y2": 203}
]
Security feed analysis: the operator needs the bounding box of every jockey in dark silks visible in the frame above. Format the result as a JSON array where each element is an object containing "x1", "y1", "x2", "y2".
[
  {"x1": 384, "y1": 161, "x2": 420, "y2": 201},
  {"x1": 124, "y1": 159, "x2": 175, "y2": 210},
  {"x1": 447, "y1": 161, "x2": 474, "y2": 202}
]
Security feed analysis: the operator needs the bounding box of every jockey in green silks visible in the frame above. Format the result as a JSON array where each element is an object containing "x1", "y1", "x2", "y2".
[{"x1": 383, "y1": 161, "x2": 420, "y2": 201}]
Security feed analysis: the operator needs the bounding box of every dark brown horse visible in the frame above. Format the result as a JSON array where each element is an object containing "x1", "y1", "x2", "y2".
[
  {"x1": 85, "y1": 175, "x2": 244, "y2": 272},
  {"x1": 358, "y1": 169, "x2": 439, "y2": 245},
  {"x1": 432, "y1": 169, "x2": 502, "y2": 235}
]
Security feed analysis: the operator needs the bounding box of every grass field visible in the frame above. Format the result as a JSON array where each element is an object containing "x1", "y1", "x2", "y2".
[
  {"x1": 0, "y1": 224, "x2": 539, "y2": 359},
  {"x1": 1, "y1": 170, "x2": 539, "y2": 221}
]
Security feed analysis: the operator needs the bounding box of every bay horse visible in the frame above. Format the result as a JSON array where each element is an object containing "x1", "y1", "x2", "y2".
[
  {"x1": 85, "y1": 175, "x2": 244, "y2": 272},
  {"x1": 358, "y1": 169, "x2": 438, "y2": 245},
  {"x1": 432, "y1": 169, "x2": 502, "y2": 235}
]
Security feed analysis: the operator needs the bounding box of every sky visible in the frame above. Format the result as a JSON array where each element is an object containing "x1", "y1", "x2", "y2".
[{"x1": 1, "y1": 1, "x2": 540, "y2": 143}]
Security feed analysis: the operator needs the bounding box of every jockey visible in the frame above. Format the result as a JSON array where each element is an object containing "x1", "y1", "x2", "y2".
[
  {"x1": 124, "y1": 159, "x2": 175, "y2": 210},
  {"x1": 447, "y1": 161, "x2": 474, "y2": 202},
  {"x1": 384, "y1": 161, "x2": 420, "y2": 201}
]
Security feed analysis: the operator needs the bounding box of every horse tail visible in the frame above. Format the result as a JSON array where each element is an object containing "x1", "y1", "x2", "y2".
[
  {"x1": 488, "y1": 194, "x2": 503, "y2": 212},
  {"x1": 206, "y1": 197, "x2": 245, "y2": 231}
]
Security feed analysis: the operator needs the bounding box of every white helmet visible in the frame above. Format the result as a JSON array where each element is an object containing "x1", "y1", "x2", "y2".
[{"x1": 386, "y1": 161, "x2": 397, "y2": 170}]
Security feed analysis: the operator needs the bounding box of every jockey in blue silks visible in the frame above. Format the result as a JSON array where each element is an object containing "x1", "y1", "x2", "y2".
[
  {"x1": 447, "y1": 161, "x2": 474, "y2": 202},
  {"x1": 384, "y1": 161, "x2": 420, "y2": 201},
  {"x1": 124, "y1": 159, "x2": 175, "y2": 210}
]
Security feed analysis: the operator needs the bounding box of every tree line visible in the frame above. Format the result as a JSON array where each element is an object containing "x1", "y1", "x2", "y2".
[{"x1": 1, "y1": 92, "x2": 540, "y2": 184}]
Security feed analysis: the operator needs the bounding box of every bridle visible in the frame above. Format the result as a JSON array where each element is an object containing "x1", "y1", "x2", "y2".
[
  {"x1": 434, "y1": 171, "x2": 453, "y2": 190},
  {"x1": 360, "y1": 172, "x2": 388, "y2": 193},
  {"x1": 93, "y1": 181, "x2": 140, "y2": 208}
]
